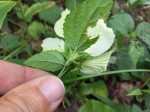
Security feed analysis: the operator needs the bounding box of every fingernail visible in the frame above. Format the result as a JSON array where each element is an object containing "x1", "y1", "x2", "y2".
[{"x1": 39, "y1": 76, "x2": 65, "y2": 103}]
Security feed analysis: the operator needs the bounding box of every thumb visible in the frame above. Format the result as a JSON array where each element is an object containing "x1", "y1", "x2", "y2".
[{"x1": 0, "y1": 75, "x2": 65, "y2": 112}]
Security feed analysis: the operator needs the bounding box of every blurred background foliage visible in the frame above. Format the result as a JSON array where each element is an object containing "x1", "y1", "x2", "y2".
[{"x1": 0, "y1": 0, "x2": 150, "y2": 111}]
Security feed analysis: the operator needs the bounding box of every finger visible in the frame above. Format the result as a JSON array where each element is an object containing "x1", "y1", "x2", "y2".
[
  {"x1": 0, "y1": 75, "x2": 65, "y2": 112},
  {"x1": 0, "y1": 76, "x2": 64, "y2": 111},
  {"x1": 0, "y1": 60, "x2": 52, "y2": 94}
]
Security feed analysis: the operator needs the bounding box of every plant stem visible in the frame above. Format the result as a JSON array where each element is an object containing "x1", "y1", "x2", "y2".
[
  {"x1": 18, "y1": 1, "x2": 26, "y2": 20},
  {"x1": 58, "y1": 51, "x2": 77, "y2": 78},
  {"x1": 18, "y1": 1, "x2": 28, "y2": 40},
  {"x1": 58, "y1": 64, "x2": 68, "y2": 78},
  {"x1": 58, "y1": 60, "x2": 71, "y2": 78},
  {"x1": 64, "y1": 69, "x2": 150, "y2": 83},
  {"x1": 74, "y1": 0, "x2": 77, "y2": 8},
  {"x1": 3, "y1": 47, "x2": 24, "y2": 61}
]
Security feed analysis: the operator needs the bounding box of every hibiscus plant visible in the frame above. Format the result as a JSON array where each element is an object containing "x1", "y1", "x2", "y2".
[{"x1": 24, "y1": 0, "x2": 115, "y2": 80}]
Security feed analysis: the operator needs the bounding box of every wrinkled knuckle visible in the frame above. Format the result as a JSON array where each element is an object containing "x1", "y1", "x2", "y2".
[{"x1": 1, "y1": 93, "x2": 40, "y2": 112}]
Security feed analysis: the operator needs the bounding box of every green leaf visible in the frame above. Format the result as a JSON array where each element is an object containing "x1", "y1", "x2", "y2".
[
  {"x1": 39, "y1": 5, "x2": 61, "y2": 24},
  {"x1": 132, "y1": 105, "x2": 142, "y2": 112},
  {"x1": 142, "y1": 89, "x2": 150, "y2": 94},
  {"x1": 77, "y1": 36, "x2": 98, "y2": 52},
  {"x1": 0, "y1": 34, "x2": 19, "y2": 52},
  {"x1": 64, "y1": 0, "x2": 113, "y2": 50},
  {"x1": 1, "y1": 18, "x2": 9, "y2": 30},
  {"x1": 24, "y1": 51, "x2": 65, "y2": 72},
  {"x1": 136, "y1": 22, "x2": 150, "y2": 46},
  {"x1": 130, "y1": 0, "x2": 150, "y2": 6},
  {"x1": 145, "y1": 109, "x2": 150, "y2": 112},
  {"x1": 81, "y1": 51, "x2": 113, "y2": 74},
  {"x1": 16, "y1": 5, "x2": 28, "y2": 20},
  {"x1": 144, "y1": 93, "x2": 150, "y2": 108},
  {"x1": 108, "y1": 13, "x2": 134, "y2": 35},
  {"x1": 28, "y1": 21, "x2": 45, "y2": 39},
  {"x1": 127, "y1": 88, "x2": 143, "y2": 96},
  {"x1": 92, "y1": 93, "x2": 132, "y2": 112},
  {"x1": 117, "y1": 47, "x2": 135, "y2": 70},
  {"x1": 65, "y1": 0, "x2": 86, "y2": 10},
  {"x1": 129, "y1": 0, "x2": 138, "y2": 5},
  {"x1": 0, "y1": 1, "x2": 16, "y2": 28},
  {"x1": 25, "y1": 1, "x2": 55, "y2": 20},
  {"x1": 128, "y1": 41, "x2": 145, "y2": 67},
  {"x1": 79, "y1": 99, "x2": 115, "y2": 112},
  {"x1": 116, "y1": 47, "x2": 135, "y2": 80},
  {"x1": 80, "y1": 81, "x2": 108, "y2": 97}
]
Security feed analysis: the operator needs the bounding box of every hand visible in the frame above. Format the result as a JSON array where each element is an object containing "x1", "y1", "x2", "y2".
[{"x1": 0, "y1": 60, "x2": 65, "y2": 112}]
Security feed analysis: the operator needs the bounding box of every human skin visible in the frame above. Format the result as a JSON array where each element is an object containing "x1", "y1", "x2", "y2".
[{"x1": 0, "y1": 60, "x2": 65, "y2": 112}]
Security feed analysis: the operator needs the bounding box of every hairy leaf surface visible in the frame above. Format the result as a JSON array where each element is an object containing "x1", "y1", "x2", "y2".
[
  {"x1": 24, "y1": 51, "x2": 65, "y2": 72},
  {"x1": 64, "y1": 0, "x2": 113, "y2": 50}
]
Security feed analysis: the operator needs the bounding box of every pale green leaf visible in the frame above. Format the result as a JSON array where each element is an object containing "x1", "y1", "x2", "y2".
[
  {"x1": 81, "y1": 51, "x2": 113, "y2": 74},
  {"x1": 54, "y1": 9, "x2": 70, "y2": 37},
  {"x1": 25, "y1": 1, "x2": 55, "y2": 20},
  {"x1": 0, "y1": 1, "x2": 16, "y2": 28},
  {"x1": 41, "y1": 38, "x2": 64, "y2": 52},
  {"x1": 127, "y1": 88, "x2": 143, "y2": 96},
  {"x1": 136, "y1": 22, "x2": 150, "y2": 46},
  {"x1": 108, "y1": 13, "x2": 134, "y2": 35},
  {"x1": 79, "y1": 99, "x2": 115, "y2": 112},
  {"x1": 24, "y1": 51, "x2": 65, "y2": 72},
  {"x1": 85, "y1": 19, "x2": 115, "y2": 56},
  {"x1": 28, "y1": 21, "x2": 45, "y2": 39},
  {"x1": 64, "y1": 0, "x2": 113, "y2": 50}
]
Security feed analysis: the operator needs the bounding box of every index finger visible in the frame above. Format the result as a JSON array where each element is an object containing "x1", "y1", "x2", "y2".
[{"x1": 0, "y1": 60, "x2": 52, "y2": 94}]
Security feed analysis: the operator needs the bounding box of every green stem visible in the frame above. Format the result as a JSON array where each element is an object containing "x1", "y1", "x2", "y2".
[
  {"x1": 8, "y1": 19, "x2": 21, "y2": 27},
  {"x1": 58, "y1": 51, "x2": 78, "y2": 78},
  {"x1": 3, "y1": 47, "x2": 24, "y2": 61},
  {"x1": 18, "y1": 1, "x2": 28, "y2": 40},
  {"x1": 142, "y1": 77, "x2": 150, "y2": 88},
  {"x1": 64, "y1": 69, "x2": 150, "y2": 83},
  {"x1": 58, "y1": 65, "x2": 68, "y2": 78},
  {"x1": 74, "y1": 0, "x2": 77, "y2": 8},
  {"x1": 58, "y1": 60, "x2": 71, "y2": 78},
  {"x1": 18, "y1": 1, "x2": 26, "y2": 20}
]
